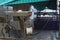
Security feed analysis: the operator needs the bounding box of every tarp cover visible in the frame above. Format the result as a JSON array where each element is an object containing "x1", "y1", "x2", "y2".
[{"x1": 41, "y1": 7, "x2": 56, "y2": 12}]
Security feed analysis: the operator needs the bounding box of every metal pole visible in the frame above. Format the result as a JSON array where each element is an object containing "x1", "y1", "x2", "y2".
[
  {"x1": 59, "y1": 9, "x2": 60, "y2": 37},
  {"x1": 58, "y1": 0, "x2": 60, "y2": 37}
]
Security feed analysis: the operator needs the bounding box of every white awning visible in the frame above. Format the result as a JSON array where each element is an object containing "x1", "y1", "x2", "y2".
[
  {"x1": 41, "y1": 7, "x2": 56, "y2": 12},
  {"x1": 58, "y1": 0, "x2": 60, "y2": 1}
]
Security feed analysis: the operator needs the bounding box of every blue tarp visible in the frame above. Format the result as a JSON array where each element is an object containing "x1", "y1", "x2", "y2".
[
  {"x1": 34, "y1": 18, "x2": 59, "y2": 30},
  {"x1": 0, "y1": 0, "x2": 14, "y2": 5},
  {"x1": 4, "y1": 0, "x2": 49, "y2": 5}
]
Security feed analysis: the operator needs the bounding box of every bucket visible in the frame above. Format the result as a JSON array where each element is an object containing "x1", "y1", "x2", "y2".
[{"x1": 26, "y1": 27, "x2": 33, "y2": 34}]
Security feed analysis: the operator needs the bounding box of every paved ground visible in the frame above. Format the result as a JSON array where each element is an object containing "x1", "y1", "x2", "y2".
[
  {"x1": 18, "y1": 30, "x2": 58, "y2": 40},
  {"x1": 33, "y1": 31, "x2": 58, "y2": 40},
  {"x1": 0, "y1": 30, "x2": 58, "y2": 40}
]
